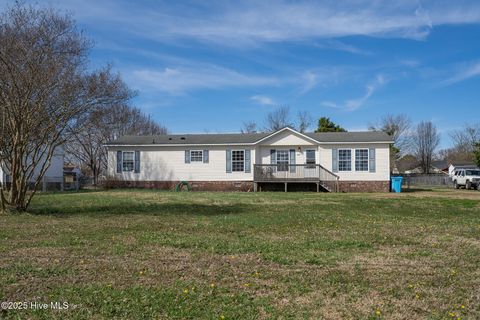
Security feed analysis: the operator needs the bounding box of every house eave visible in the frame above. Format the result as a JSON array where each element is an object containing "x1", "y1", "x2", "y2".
[{"x1": 104, "y1": 140, "x2": 393, "y2": 148}]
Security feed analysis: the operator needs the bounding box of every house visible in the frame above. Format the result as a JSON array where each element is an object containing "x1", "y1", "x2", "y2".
[
  {"x1": 404, "y1": 161, "x2": 448, "y2": 174},
  {"x1": 105, "y1": 127, "x2": 393, "y2": 192},
  {"x1": 0, "y1": 148, "x2": 65, "y2": 191},
  {"x1": 395, "y1": 154, "x2": 418, "y2": 174},
  {"x1": 397, "y1": 157, "x2": 449, "y2": 174}
]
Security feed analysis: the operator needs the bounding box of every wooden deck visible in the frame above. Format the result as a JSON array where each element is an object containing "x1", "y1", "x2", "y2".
[{"x1": 253, "y1": 164, "x2": 339, "y2": 192}]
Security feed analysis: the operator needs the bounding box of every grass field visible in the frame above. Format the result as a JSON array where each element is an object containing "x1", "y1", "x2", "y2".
[{"x1": 0, "y1": 189, "x2": 479, "y2": 319}]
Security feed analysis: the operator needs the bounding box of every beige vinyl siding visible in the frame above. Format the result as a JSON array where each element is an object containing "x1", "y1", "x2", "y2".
[
  {"x1": 319, "y1": 144, "x2": 390, "y2": 181},
  {"x1": 107, "y1": 131, "x2": 390, "y2": 183},
  {"x1": 257, "y1": 130, "x2": 318, "y2": 166},
  {"x1": 258, "y1": 146, "x2": 319, "y2": 166},
  {"x1": 108, "y1": 146, "x2": 254, "y2": 181},
  {"x1": 259, "y1": 129, "x2": 317, "y2": 146}
]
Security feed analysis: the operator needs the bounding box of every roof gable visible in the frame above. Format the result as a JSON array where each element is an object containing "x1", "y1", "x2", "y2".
[{"x1": 254, "y1": 127, "x2": 320, "y2": 145}]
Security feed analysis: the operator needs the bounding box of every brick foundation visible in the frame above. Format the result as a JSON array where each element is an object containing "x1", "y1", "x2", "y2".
[
  {"x1": 104, "y1": 180, "x2": 254, "y2": 192},
  {"x1": 338, "y1": 181, "x2": 390, "y2": 192},
  {"x1": 104, "y1": 180, "x2": 389, "y2": 192}
]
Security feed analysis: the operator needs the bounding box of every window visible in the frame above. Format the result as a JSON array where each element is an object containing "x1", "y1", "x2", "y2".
[
  {"x1": 305, "y1": 150, "x2": 316, "y2": 164},
  {"x1": 232, "y1": 150, "x2": 245, "y2": 172},
  {"x1": 338, "y1": 149, "x2": 351, "y2": 171},
  {"x1": 276, "y1": 150, "x2": 289, "y2": 172},
  {"x1": 190, "y1": 150, "x2": 203, "y2": 162},
  {"x1": 466, "y1": 170, "x2": 480, "y2": 176},
  {"x1": 122, "y1": 151, "x2": 135, "y2": 172},
  {"x1": 355, "y1": 149, "x2": 369, "y2": 171}
]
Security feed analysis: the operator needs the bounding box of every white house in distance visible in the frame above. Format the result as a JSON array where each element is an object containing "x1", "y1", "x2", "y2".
[
  {"x1": 105, "y1": 127, "x2": 393, "y2": 192},
  {"x1": 0, "y1": 148, "x2": 65, "y2": 191}
]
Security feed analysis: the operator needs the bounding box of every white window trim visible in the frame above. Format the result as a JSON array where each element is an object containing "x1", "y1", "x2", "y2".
[
  {"x1": 190, "y1": 150, "x2": 204, "y2": 163},
  {"x1": 338, "y1": 149, "x2": 352, "y2": 172},
  {"x1": 305, "y1": 149, "x2": 316, "y2": 164},
  {"x1": 354, "y1": 148, "x2": 369, "y2": 172},
  {"x1": 231, "y1": 149, "x2": 245, "y2": 172},
  {"x1": 275, "y1": 149, "x2": 290, "y2": 172},
  {"x1": 122, "y1": 151, "x2": 135, "y2": 172}
]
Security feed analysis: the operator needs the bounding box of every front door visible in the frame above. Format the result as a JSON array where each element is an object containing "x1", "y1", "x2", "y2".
[{"x1": 305, "y1": 149, "x2": 316, "y2": 178}]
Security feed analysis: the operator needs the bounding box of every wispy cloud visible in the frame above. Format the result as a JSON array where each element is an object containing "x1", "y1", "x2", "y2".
[
  {"x1": 297, "y1": 67, "x2": 348, "y2": 94},
  {"x1": 129, "y1": 65, "x2": 280, "y2": 95},
  {"x1": 321, "y1": 74, "x2": 388, "y2": 111},
  {"x1": 315, "y1": 40, "x2": 371, "y2": 55},
  {"x1": 48, "y1": 0, "x2": 480, "y2": 47},
  {"x1": 441, "y1": 62, "x2": 480, "y2": 86},
  {"x1": 399, "y1": 59, "x2": 421, "y2": 68},
  {"x1": 300, "y1": 71, "x2": 318, "y2": 94},
  {"x1": 250, "y1": 95, "x2": 276, "y2": 106}
]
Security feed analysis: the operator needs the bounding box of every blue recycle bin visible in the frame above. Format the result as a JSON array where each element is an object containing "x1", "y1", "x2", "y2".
[{"x1": 391, "y1": 176, "x2": 403, "y2": 193}]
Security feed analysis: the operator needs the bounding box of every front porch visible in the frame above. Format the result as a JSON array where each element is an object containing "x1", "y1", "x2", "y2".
[{"x1": 253, "y1": 164, "x2": 339, "y2": 192}]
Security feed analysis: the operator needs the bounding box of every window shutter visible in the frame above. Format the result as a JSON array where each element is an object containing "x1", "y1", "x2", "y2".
[
  {"x1": 226, "y1": 149, "x2": 232, "y2": 173},
  {"x1": 270, "y1": 149, "x2": 276, "y2": 164},
  {"x1": 185, "y1": 150, "x2": 190, "y2": 163},
  {"x1": 203, "y1": 150, "x2": 209, "y2": 163},
  {"x1": 134, "y1": 150, "x2": 140, "y2": 173},
  {"x1": 332, "y1": 148, "x2": 338, "y2": 172},
  {"x1": 245, "y1": 149, "x2": 251, "y2": 173},
  {"x1": 289, "y1": 149, "x2": 296, "y2": 173},
  {"x1": 116, "y1": 151, "x2": 122, "y2": 173},
  {"x1": 369, "y1": 148, "x2": 376, "y2": 172}
]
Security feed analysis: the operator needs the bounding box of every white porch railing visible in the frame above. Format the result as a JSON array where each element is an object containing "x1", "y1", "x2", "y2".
[{"x1": 253, "y1": 164, "x2": 339, "y2": 192}]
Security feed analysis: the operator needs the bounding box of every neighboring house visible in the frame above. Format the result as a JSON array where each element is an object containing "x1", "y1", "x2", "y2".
[
  {"x1": 395, "y1": 154, "x2": 418, "y2": 174},
  {"x1": 105, "y1": 127, "x2": 393, "y2": 192},
  {"x1": 0, "y1": 148, "x2": 65, "y2": 190},
  {"x1": 401, "y1": 160, "x2": 448, "y2": 174}
]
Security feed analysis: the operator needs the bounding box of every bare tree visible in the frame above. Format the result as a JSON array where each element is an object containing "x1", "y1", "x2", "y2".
[
  {"x1": 245, "y1": 107, "x2": 311, "y2": 133},
  {"x1": 369, "y1": 114, "x2": 412, "y2": 171},
  {"x1": 450, "y1": 123, "x2": 480, "y2": 154},
  {"x1": 412, "y1": 121, "x2": 441, "y2": 174},
  {"x1": 264, "y1": 105, "x2": 293, "y2": 132},
  {"x1": 0, "y1": 4, "x2": 129, "y2": 211},
  {"x1": 369, "y1": 114, "x2": 412, "y2": 153},
  {"x1": 296, "y1": 111, "x2": 312, "y2": 133},
  {"x1": 240, "y1": 121, "x2": 258, "y2": 134},
  {"x1": 65, "y1": 104, "x2": 167, "y2": 185},
  {"x1": 437, "y1": 147, "x2": 474, "y2": 163}
]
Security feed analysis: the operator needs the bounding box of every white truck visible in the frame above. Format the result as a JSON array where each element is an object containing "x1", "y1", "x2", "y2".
[{"x1": 452, "y1": 168, "x2": 480, "y2": 190}]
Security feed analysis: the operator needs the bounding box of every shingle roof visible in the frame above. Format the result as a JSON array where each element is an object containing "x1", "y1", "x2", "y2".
[
  {"x1": 105, "y1": 129, "x2": 392, "y2": 146},
  {"x1": 106, "y1": 132, "x2": 270, "y2": 145},
  {"x1": 304, "y1": 131, "x2": 392, "y2": 143}
]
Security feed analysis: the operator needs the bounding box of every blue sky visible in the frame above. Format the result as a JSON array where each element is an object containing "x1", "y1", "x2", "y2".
[{"x1": 3, "y1": 1, "x2": 480, "y2": 147}]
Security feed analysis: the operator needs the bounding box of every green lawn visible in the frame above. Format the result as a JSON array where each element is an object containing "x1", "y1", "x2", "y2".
[{"x1": 0, "y1": 189, "x2": 479, "y2": 319}]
